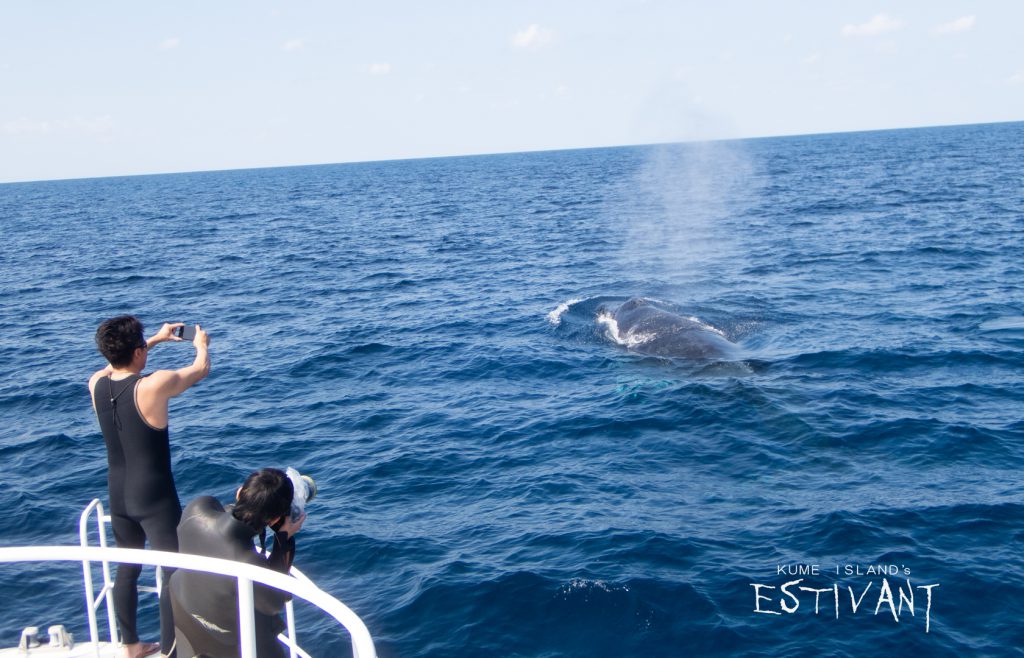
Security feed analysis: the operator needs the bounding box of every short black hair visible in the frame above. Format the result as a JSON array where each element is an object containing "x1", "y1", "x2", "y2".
[
  {"x1": 233, "y1": 468, "x2": 294, "y2": 529},
  {"x1": 95, "y1": 315, "x2": 145, "y2": 368}
]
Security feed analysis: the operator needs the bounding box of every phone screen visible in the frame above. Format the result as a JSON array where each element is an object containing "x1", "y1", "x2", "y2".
[{"x1": 176, "y1": 325, "x2": 197, "y2": 341}]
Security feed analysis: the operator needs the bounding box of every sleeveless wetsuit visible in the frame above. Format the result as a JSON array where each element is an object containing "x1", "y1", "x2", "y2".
[
  {"x1": 93, "y1": 374, "x2": 181, "y2": 654},
  {"x1": 169, "y1": 496, "x2": 295, "y2": 658}
]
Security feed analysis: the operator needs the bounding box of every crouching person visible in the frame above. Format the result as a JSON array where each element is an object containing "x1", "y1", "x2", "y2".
[{"x1": 169, "y1": 469, "x2": 305, "y2": 658}]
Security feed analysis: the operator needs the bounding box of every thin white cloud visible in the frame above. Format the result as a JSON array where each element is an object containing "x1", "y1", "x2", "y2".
[
  {"x1": 932, "y1": 15, "x2": 975, "y2": 36},
  {"x1": 159, "y1": 37, "x2": 180, "y2": 51},
  {"x1": 2, "y1": 118, "x2": 52, "y2": 136},
  {"x1": 841, "y1": 13, "x2": 904, "y2": 38},
  {"x1": 368, "y1": 63, "x2": 392, "y2": 76},
  {"x1": 282, "y1": 39, "x2": 305, "y2": 52},
  {"x1": 1008, "y1": 71, "x2": 1024, "y2": 86},
  {"x1": 3, "y1": 116, "x2": 114, "y2": 136},
  {"x1": 511, "y1": 24, "x2": 554, "y2": 49}
]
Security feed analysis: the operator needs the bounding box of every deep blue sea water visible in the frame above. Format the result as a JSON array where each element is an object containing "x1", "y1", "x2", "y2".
[{"x1": 1, "y1": 122, "x2": 1023, "y2": 657}]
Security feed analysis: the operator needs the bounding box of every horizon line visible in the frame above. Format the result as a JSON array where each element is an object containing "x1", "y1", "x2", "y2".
[{"x1": 2, "y1": 118, "x2": 1021, "y2": 186}]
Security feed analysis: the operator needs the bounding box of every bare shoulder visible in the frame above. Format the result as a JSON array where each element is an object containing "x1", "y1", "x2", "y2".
[{"x1": 88, "y1": 368, "x2": 111, "y2": 392}]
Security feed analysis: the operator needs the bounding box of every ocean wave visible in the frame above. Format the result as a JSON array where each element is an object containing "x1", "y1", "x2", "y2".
[{"x1": 546, "y1": 297, "x2": 584, "y2": 326}]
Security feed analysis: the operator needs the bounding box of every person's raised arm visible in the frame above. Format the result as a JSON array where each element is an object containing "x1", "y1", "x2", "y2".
[
  {"x1": 253, "y1": 514, "x2": 302, "y2": 615},
  {"x1": 146, "y1": 322, "x2": 185, "y2": 348},
  {"x1": 147, "y1": 324, "x2": 211, "y2": 399}
]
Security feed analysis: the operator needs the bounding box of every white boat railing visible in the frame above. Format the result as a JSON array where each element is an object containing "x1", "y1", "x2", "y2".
[
  {"x1": 77, "y1": 499, "x2": 120, "y2": 654},
  {"x1": 1, "y1": 500, "x2": 376, "y2": 658}
]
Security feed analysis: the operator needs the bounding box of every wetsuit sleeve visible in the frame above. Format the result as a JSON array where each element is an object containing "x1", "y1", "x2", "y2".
[{"x1": 251, "y1": 531, "x2": 296, "y2": 616}]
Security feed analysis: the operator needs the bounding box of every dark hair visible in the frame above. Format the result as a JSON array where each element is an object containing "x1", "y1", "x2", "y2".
[
  {"x1": 95, "y1": 315, "x2": 145, "y2": 368},
  {"x1": 233, "y1": 468, "x2": 293, "y2": 530}
]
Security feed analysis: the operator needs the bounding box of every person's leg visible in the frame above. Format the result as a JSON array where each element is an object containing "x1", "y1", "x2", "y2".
[
  {"x1": 170, "y1": 586, "x2": 235, "y2": 658},
  {"x1": 169, "y1": 589, "x2": 197, "y2": 658},
  {"x1": 111, "y1": 514, "x2": 145, "y2": 644},
  {"x1": 254, "y1": 612, "x2": 287, "y2": 658},
  {"x1": 111, "y1": 514, "x2": 160, "y2": 658},
  {"x1": 142, "y1": 503, "x2": 182, "y2": 658}
]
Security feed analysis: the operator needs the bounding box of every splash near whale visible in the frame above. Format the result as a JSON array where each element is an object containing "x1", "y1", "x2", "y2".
[{"x1": 597, "y1": 297, "x2": 740, "y2": 359}]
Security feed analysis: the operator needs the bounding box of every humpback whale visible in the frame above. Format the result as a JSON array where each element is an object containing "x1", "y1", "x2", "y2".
[{"x1": 599, "y1": 297, "x2": 739, "y2": 359}]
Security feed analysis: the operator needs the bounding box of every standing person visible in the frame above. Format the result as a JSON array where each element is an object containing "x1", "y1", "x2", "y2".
[
  {"x1": 170, "y1": 468, "x2": 304, "y2": 658},
  {"x1": 89, "y1": 315, "x2": 211, "y2": 658}
]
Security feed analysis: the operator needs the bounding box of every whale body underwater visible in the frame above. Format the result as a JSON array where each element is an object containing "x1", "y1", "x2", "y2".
[{"x1": 600, "y1": 298, "x2": 740, "y2": 359}]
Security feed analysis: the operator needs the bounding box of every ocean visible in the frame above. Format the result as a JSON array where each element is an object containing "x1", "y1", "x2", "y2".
[{"x1": 1, "y1": 121, "x2": 1022, "y2": 656}]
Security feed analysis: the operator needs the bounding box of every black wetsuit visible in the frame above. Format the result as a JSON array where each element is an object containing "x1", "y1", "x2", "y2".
[
  {"x1": 169, "y1": 496, "x2": 295, "y2": 658},
  {"x1": 93, "y1": 374, "x2": 181, "y2": 654}
]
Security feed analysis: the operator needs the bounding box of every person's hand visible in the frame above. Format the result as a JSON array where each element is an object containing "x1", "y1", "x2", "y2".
[
  {"x1": 278, "y1": 511, "x2": 305, "y2": 538},
  {"x1": 193, "y1": 324, "x2": 209, "y2": 350},
  {"x1": 154, "y1": 322, "x2": 185, "y2": 344}
]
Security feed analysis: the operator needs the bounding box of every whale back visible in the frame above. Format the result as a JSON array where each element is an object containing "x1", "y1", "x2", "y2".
[{"x1": 611, "y1": 298, "x2": 738, "y2": 359}]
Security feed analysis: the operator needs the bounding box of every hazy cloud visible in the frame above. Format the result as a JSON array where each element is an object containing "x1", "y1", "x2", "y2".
[
  {"x1": 368, "y1": 62, "x2": 392, "y2": 76},
  {"x1": 3, "y1": 116, "x2": 114, "y2": 136},
  {"x1": 2, "y1": 118, "x2": 51, "y2": 136},
  {"x1": 159, "y1": 37, "x2": 180, "y2": 51},
  {"x1": 1008, "y1": 71, "x2": 1024, "y2": 86},
  {"x1": 512, "y1": 24, "x2": 554, "y2": 49},
  {"x1": 932, "y1": 15, "x2": 975, "y2": 36},
  {"x1": 841, "y1": 14, "x2": 904, "y2": 38},
  {"x1": 282, "y1": 39, "x2": 305, "y2": 52}
]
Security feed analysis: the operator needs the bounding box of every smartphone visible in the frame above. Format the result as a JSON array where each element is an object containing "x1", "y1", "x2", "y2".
[{"x1": 175, "y1": 325, "x2": 197, "y2": 341}]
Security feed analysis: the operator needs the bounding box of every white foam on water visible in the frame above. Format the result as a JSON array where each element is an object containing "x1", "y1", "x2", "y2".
[
  {"x1": 979, "y1": 316, "x2": 1024, "y2": 332},
  {"x1": 558, "y1": 578, "x2": 631, "y2": 600},
  {"x1": 564, "y1": 578, "x2": 628, "y2": 593},
  {"x1": 686, "y1": 315, "x2": 727, "y2": 337},
  {"x1": 597, "y1": 311, "x2": 656, "y2": 347},
  {"x1": 596, "y1": 311, "x2": 622, "y2": 341},
  {"x1": 547, "y1": 297, "x2": 583, "y2": 326}
]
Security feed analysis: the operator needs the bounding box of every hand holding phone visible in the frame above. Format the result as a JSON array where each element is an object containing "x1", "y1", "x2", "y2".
[{"x1": 175, "y1": 325, "x2": 197, "y2": 341}]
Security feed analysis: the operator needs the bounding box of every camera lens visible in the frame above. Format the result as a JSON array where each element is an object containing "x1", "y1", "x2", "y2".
[{"x1": 300, "y1": 475, "x2": 317, "y2": 503}]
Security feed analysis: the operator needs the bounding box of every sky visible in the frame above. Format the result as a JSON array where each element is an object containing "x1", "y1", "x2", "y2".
[{"x1": 1, "y1": 1, "x2": 1022, "y2": 183}]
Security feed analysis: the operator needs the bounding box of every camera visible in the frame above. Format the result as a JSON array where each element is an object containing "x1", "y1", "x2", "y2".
[{"x1": 285, "y1": 467, "x2": 317, "y2": 522}]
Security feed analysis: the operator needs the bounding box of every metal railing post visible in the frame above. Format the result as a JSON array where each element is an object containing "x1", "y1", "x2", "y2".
[
  {"x1": 285, "y1": 599, "x2": 298, "y2": 658},
  {"x1": 78, "y1": 500, "x2": 102, "y2": 658},
  {"x1": 97, "y1": 510, "x2": 118, "y2": 644},
  {"x1": 237, "y1": 576, "x2": 258, "y2": 658}
]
